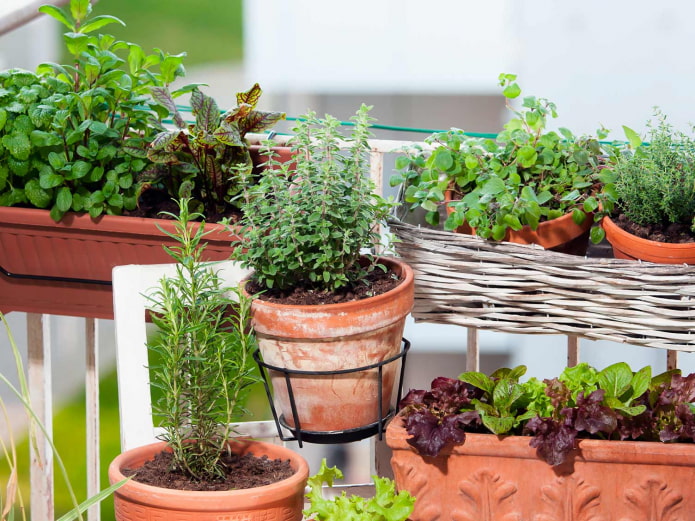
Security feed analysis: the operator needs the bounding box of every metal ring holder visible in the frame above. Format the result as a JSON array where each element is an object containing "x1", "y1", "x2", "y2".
[{"x1": 254, "y1": 338, "x2": 410, "y2": 446}]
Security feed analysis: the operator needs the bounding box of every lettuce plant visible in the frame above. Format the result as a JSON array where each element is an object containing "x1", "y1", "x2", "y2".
[
  {"x1": 399, "y1": 362, "x2": 695, "y2": 467},
  {"x1": 303, "y1": 459, "x2": 414, "y2": 521}
]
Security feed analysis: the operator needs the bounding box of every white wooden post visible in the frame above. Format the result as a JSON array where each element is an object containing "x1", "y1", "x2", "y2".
[
  {"x1": 27, "y1": 313, "x2": 54, "y2": 521},
  {"x1": 85, "y1": 318, "x2": 100, "y2": 521}
]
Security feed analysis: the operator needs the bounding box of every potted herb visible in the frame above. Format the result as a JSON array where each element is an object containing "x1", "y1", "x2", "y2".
[
  {"x1": 391, "y1": 73, "x2": 613, "y2": 255},
  {"x1": 234, "y1": 105, "x2": 414, "y2": 438},
  {"x1": 0, "y1": 0, "x2": 286, "y2": 319},
  {"x1": 601, "y1": 110, "x2": 695, "y2": 264},
  {"x1": 107, "y1": 200, "x2": 309, "y2": 520},
  {"x1": 386, "y1": 362, "x2": 695, "y2": 521}
]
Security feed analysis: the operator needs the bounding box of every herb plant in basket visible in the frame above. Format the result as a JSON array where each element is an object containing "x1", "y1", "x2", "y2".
[
  {"x1": 391, "y1": 73, "x2": 614, "y2": 254},
  {"x1": 234, "y1": 105, "x2": 415, "y2": 439},
  {"x1": 601, "y1": 110, "x2": 695, "y2": 264},
  {"x1": 107, "y1": 200, "x2": 309, "y2": 521},
  {"x1": 386, "y1": 362, "x2": 695, "y2": 521}
]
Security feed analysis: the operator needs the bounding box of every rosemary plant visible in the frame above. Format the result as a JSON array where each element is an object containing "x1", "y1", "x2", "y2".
[
  {"x1": 234, "y1": 104, "x2": 395, "y2": 292},
  {"x1": 146, "y1": 200, "x2": 258, "y2": 481}
]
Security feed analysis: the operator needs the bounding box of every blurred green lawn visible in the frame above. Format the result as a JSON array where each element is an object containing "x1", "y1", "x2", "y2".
[{"x1": 90, "y1": 0, "x2": 243, "y2": 67}]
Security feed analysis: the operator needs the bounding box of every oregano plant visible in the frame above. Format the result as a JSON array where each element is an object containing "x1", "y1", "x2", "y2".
[
  {"x1": 234, "y1": 104, "x2": 395, "y2": 293},
  {"x1": 391, "y1": 73, "x2": 615, "y2": 243}
]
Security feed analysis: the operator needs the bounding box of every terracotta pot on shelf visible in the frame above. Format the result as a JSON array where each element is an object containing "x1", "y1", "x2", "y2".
[
  {"x1": 386, "y1": 413, "x2": 695, "y2": 521},
  {"x1": 0, "y1": 206, "x2": 235, "y2": 318},
  {"x1": 108, "y1": 439, "x2": 309, "y2": 521},
  {"x1": 249, "y1": 256, "x2": 414, "y2": 436},
  {"x1": 602, "y1": 215, "x2": 695, "y2": 264},
  {"x1": 444, "y1": 190, "x2": 592, "y2": 255}
]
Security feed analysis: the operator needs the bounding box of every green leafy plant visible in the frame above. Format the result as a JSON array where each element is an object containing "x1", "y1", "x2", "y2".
[
  {"x1": 0, "y1": 313, "x2": 126, "y2": 521},
  {"x1": 610, "y1": 110, "x2": 695, "y2": 235},
  {"x1": 0, "y1": 0, "x2": 187, "y2": 221},
  {"x1": 391, "y1": 73, "x2": 615, "y2": 243},
  {"x1": 140, "y1": 83, "x2": 285, "y2": 219},
  {"x1": 145, "y1": 199, "x2": 259, "y2": 480},
  {"x1": 400, "y1": 362, "x2": 692, "y2": 467},
  {"x1": 234, "y1": 104, "x2": 396, "y2": 293},
  {"x1": 303, "y1": 459, "x2": 415, "y2": 521}
]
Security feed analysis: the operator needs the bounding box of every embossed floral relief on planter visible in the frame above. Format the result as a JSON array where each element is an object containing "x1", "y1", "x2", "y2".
[{"x1": 387, "y1": 416, "x2": 692, "y2": 521}]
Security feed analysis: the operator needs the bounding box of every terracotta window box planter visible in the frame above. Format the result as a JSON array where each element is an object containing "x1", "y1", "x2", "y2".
[
  {"x1": 386, "y1": 414, "x2": 695, "y2": 521},
  {"x1": 0, "y1": 206, "x2": 236, "y2": 318}
]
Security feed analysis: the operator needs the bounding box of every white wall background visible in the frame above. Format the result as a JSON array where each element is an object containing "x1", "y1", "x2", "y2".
[{"x1": 245, "y1": 0, "x2": 695, "y2": 136}]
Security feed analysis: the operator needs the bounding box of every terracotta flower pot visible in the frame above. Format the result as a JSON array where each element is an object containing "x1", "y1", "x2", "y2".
[
  {"x1": 602, "y1": 215, "x2": 695, "y2": 264},
  {"x1": 386, "y1": 414, "x2": 695, "y2": 521},
  {"x1": 444, "y1": 191, "x2": 592, "y2": 255},
  {"x1": 108, "y1": 439, "x2": 309, "y2": 521},
  {"x1": 250, "y1": 256, "x2": 414, "y2": 434},
  {"x1": 0, "y1": 206, "x2": 235, "y2": 318}
]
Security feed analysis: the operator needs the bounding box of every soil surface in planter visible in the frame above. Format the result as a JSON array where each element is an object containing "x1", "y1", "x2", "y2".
[
  {"x1": 247, "y1": 267, "x2": 403, "y2": 305},
  {"x1": 613, "y1": 212, "x2": 695, "y2": 243},
  {"x1": 122, "y1": 450, "x2": 295, "y2": 491},
  {"x1": 123, "y1": 188, "x2": 243, "y2": 223}
]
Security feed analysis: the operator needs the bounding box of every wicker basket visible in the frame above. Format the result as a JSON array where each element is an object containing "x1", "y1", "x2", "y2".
[{"x1": 389, "y1": 219, "x2": 695, "y2": 352}]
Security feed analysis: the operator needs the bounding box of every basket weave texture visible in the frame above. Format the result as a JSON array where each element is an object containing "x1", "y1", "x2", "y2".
[{"x1": 389, "y1": 220, "x2": 695, "y2": 352}]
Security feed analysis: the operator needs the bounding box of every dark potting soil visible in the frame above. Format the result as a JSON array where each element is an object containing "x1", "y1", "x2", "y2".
[
  {"x1": 613, "y1": 213, "x2": 695, "y2": 244},
  {"x1": 123, "y1": 188, "x2": 243, "y2": 223},
  {"x1": 247, "y1": 266, "x2": 404, "y2": 305},
  {"x1": 122, "y1": 450, "x2": 295, "y2": 491}
]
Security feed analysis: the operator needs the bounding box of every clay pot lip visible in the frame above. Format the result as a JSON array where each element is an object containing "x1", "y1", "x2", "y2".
[
  {"x1": 385, "y1": 412, "x2": 695, "y2": 462},
  {"x1": 444, "y1": 190, "x2": 592, "y2": 247},
  {"x1": 602, "y1": 214, "x2": 695, "y2": 251},
  {"x1": 0, "y1": 205, "x2": 235, "y2": 240},
  {"x1": 108, "y1": 439, "x2": 309, "y2": 504},
  {"x1": 244, "y1": 255, "x2": 414, "y2": 312}
]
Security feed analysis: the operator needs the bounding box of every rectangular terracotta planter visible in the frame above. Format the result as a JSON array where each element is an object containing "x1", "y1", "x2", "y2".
[
  {"x1": 386, "y1": 414, "x2": 695, "y2": 521},
  {"x1": 0, "y1": 207, "x2": 236, "y2": 318}
]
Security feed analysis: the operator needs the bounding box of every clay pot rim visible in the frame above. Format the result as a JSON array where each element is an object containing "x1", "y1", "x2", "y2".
[
  {"x1": 0, "y1": 205, "x2": 235, "y2": 239},
  {"x1": 108, "y1": 439, "x2": 309, "y2": 505},
  {"x1": 245, "y1": 255, "x2": 414, "y2": 312},
  {"x1": 385, "y1": 413, "x2": 695, "y2": 463},
  {"x1": 602, "y1": 214, "x2": 695, "y2": 251}
]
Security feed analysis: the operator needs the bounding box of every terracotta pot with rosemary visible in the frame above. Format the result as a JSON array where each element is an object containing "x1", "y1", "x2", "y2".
[
  {"x1": 234, "y1": 105, "x2": 414, "y2": 437},
  {"x1": 107, "y1": 201, "x2": 308, "y2": 521}
]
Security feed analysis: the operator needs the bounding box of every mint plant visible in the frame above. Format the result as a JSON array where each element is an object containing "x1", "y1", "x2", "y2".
[
  {"x1": 145, "y1": 199, "x2": 259, "y2": 481},
  {"x1": 610, "y1": 111, "x2": 695, "y2": 235},
  {"x1": 303, "y1": 459, "x2": 415, "y2": 521},
  {"x1": 234, "y1": 104, "x2": 395, "y2": 293},
  {"x1": 0, "y1": 0, "x2": 188, "y2": 221},
  {"x1": 140, "y1": 83, "x2": 285, "y2": 219},
  {"x1": 399, "y1": 362, "x2": 695, "y2": 467},
  {"x1": 391, "y1": 73, "x2": 615, "y2": 243}
]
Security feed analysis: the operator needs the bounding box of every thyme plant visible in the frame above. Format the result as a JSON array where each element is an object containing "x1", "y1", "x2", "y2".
[
  {"x1": 234, "y1": 104, "x2": 395, "y2": 292},
  {"x1": 146, "y1": 200, "x2": 258, "y2": 481},
  {"x1": 612, "y1": 111, "x2": 695, "y2": 233}
]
